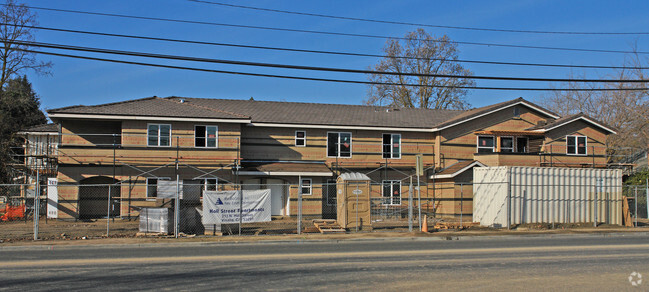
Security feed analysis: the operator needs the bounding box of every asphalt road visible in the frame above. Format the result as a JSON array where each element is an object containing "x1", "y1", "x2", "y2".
[{"x1": 1, "y1": 233, "x2": 649, "y2": 291}]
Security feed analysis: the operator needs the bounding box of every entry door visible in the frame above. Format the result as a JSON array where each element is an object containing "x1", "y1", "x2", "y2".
[{"x1": 266, "y1": 179, "x2": 286, "y2": 216}]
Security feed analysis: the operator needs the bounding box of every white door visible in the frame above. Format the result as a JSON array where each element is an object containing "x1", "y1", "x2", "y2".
[{"x1": 266, "y1": 179, "x2": 286, "y2": 216}]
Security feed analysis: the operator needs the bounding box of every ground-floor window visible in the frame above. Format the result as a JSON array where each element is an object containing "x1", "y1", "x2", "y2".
[{"x1": 382, "y1": 180, "x2": 401, "y2": 205}]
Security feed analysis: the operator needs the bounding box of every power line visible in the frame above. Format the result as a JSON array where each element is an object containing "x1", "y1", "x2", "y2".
[
  {"x1": 16, "y1": 47, "x2": 649, "y2": 91},
  {"x1": 14, "y1": 4, "x2": 649, "y2": 55},
  {"x1": 189, "y1": 0, "x2": 649, "y2": 36},
  {"x1": 12, "y1": 23, "x2": 649, "y2": 70},
  {"x1": 15, "y1": 40, "x2": 649, "y2": 83}
]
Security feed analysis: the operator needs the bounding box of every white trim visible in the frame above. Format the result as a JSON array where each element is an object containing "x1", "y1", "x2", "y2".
[
  {"x1": 382, "y1": 133, "x2": 402, "y2": 159},
  {"x1": 476, "y1": 135, "x2": 495, "y2": 153},
  {"x1": 430, "y1": 161, "x2": 486, "y2": 179},
  {"x1": 237, "y1": 171, "x2": 333, "y2": 177},
  {"x1": 249, "y1": 122, "x2": 434, "y2": 132},
  {"x1": 295, "y1": 130, "x2": 306, "y2": 147},
  {"x1": 382, "y1": 180, "x2": 402, "y2": 206},
  {"x1": 301, "y1": 178, "x2": 312, "y2": 196},
  {"x1": 48, "y1": 113, "x2": 251, "y2": 123},
  {"x1": 566, "y1": 135, "x2": 588, "y2": 156},
  {"x1": 544, "y1": 116, "x2": 617, "y2": 134},
  {"x1": 327, "y1": 132, "x2": 352, "y2": 158},
  {"x1": 500, "y1": 136, "x2": 514, "y2": 153},
  {"x1": 17, "y1": 131, "x2": 58, "y2": 135},
  {"x1": 147, "y1": 123, "x2": 172, "y2": 147},
  {"x1": 194, "y1": 125, "x2": 219, "y2": 148},
  {"x1": 432, "y1": 101, "x2": 560, "y2": 132}
]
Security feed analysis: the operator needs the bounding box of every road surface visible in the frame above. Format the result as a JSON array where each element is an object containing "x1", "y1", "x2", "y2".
[{"x1": 1, "y1": 233, "x2": 648, "y2": 291}]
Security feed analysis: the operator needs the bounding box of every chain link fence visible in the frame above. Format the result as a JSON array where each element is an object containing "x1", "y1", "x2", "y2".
[{"x1": 2, "y1": 180, "x2": 648, "y2": 241}]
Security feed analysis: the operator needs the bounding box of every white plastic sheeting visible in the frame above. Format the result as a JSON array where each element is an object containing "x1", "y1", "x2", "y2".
[{"x1": 473, "y1": 166, "x2": 622, "y2": 227}]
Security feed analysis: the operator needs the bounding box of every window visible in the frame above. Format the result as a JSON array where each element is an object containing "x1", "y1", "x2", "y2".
[
  {"x1": 148, "y1": 124, "x2": 171, "y2": 147},
  {"x1": 513, "y1": 107, "x2": 520, "y2": 117},
  {"x1": 500, "y1": 137, "x2": 514, "y2": 153},
  {"x1": 203, "y1": 178, "x2": 218, "y2": 192},
  {"x1": 516, "y1": 137, "x2": 528, "y2": 153},
  {"x1": 382, "y1": 134, "x2": 401, "y2": 159},
  {"x1": 295, "y1": 131, "x2": 306, "y2": 147},
  {"x1": 195, "y1": 126, "x2": 218, "y2": 148},
  {"x1": 146, "y1": 177, "x2": 170, "y2": 198},
  {"x1": 516, "y1": 137, "x2": 529, "y2": 153},
  {"x1": 327, "y1": 132, "x2": 352, "y2": 158},
  {"x1": 567, "y1": 135, "x2": 587, "y2": 155},
  {"x1": 382, "y1": 180, "x2": 401, "y2": 205},
  {"x1": 300, "y1": 178, "x2": 312, "y2": 195},
  {"x1": 477, "y1": 136, "x2": 494, "y2": 153}
]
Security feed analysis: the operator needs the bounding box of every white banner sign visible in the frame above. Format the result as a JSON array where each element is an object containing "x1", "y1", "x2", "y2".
[
  {"x1": 202, "y1": 189, "x2": 271, "y2": 225},
  {"x1": 47, "y1": 178, "x2": 58, "y2": 219}
]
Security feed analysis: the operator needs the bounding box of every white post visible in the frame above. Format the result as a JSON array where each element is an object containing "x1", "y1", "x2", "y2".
[
  {"x1": 175, "y1": 175, "x2": 180, "y2": 238},
  {"x1": 33, "y1": 171, "x2": 40, "y2": 240},
  {"x1": 408, "y1": 177, "x2": 413, "y2": 232},
  {"x1": 297, "y1": 176, "x2": 302, "y2": 235}
]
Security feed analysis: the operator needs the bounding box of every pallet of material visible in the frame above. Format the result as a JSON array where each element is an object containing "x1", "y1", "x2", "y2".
[
  {"x1": 433, "y1": 222, "x2": 479, "y2": 230},
  {"x1": 312, "y1": 219, "x2": 346, "y2": 233}
]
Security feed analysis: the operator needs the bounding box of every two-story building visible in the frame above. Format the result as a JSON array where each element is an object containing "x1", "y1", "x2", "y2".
[{"x1": 47, "y1": 96, "x2": 616, "y2": 220}]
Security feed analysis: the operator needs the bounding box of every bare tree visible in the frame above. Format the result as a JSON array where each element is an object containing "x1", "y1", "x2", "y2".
[
  {"x1": 539, "y1": 50, "x2": 649, "y2": 151},
  {"x1": 365, "y1": 29, "x2": 475, "y2": 110},
  {"x1": 0, "y1": 0, "x2": 51, "y2": 88}
]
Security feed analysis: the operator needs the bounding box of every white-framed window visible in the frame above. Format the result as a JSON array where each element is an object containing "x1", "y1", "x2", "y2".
[
  {"x1": 500, "y1": 136, "x2": 514, "y2": 153},
  {"x1": 300, "y1": 178, "x2": 312, "y2": 195},
  {"x1": 382, "y1": 180, "x2": 401, "y2": 205},
  {"x1": 382, "y1": 133, "x2": 401, "y2": 159},
  {"x1": 477, "y1": 136, "x2": 494, "y2": 153},
  {"x1": 295, "y1": 130, "x2": 306, "y2": 147},
  {"x1": 327, "y1": 132, "x2": 352, "y2": 158},
  {"x1": 147, "y1": 124, "x2": 171, "y2": 147},
  {"x1": 203, "y1": 178, "x2": 218, "y2": 192},
  {"x1": 195, "y1": 125, "x2": 218, "y2": 148},
  {"x1": 146, "y1": 177, "x2": 170, "y2": 198},
  {"x1": 567, "y1": 135, "x2": 587, "y2": 155},
  {"x1": 516, "y1": 137, "x2": 528, "y2": 153}
]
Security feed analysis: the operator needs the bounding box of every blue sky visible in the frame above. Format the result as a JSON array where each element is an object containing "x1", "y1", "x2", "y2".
[{"x1": 17, "y1": 0, "x2": 649, "y2": 112}]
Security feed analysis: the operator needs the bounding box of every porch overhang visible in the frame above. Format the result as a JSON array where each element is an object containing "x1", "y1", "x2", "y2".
[
  {"x1": 237, "y1": 162, "x2": 334, "y2": 177},
  {"x1": 474, "y1": 130, "x2": 544, "y2": 136}
]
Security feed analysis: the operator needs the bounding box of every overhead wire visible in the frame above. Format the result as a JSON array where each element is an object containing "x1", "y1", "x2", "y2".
[
  {"x1": 8, "y1": 23, "x2": 649, "y2": 70},
  {"x1": 14, "y1": 45, "x2": 649, "y2": 91},
  {"x1": 188, "y1": 0, "x2": 649, "y2": 36},
  {"x1": 13, "y1": 40, "x2": 649, "y2": 83},
  {"x1": 10, "y1": 4, "x2": 649, "y2": 55}
]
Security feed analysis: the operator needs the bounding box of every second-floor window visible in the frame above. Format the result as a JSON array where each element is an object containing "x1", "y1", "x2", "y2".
[
  {"x1": 382, "y1": 134, "x2": 401, "y2": 159},
  {"x1": 500, "y1": 137, "x2": 514, "y2": 153},
  {"x1": 148, "y1": 124, "x2": 171, "y2": 147},
  {"x1": 295, "y1": 131, "x2": 306, "y2": 147},
  {"x1": 195, "y1": 125, "x2": 218, "y2": 148},
  {"x1": 327, "y1": 132, "x2": 351, "y2": 158},
  {"x1": 567, "y1": 135, "x2": 587, "y2": 155},
  {"x1": 477, "y1": 136, "x2": 494, "y2": 153}
]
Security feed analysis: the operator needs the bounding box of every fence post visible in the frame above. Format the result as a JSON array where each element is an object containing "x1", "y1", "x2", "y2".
[
  {"x1": 506, "y1": 168, "x2": 511, "y2": 230},
  {"x1": 646, "y1": 178, "x2": 648, "y2": 221},
  {"x1": 297, "y1": 177, "x2": 302, "y2": 235},
  {"x1": 594, "y1": 179, "x2": 600, "y2": 227},
  {"x1": 107, "y1": 185, "x2": 111, "y2": 237},
  {"x1": 175, "y1": 175, "x2": 180, "y2": 238},
  {"x1": 635, "y1": 186, "x2": 638, "y2": 228},
  {"x1": 408, "y1": 177, "x2": 413, "y2": 232},
  {"x1": 460, "y1": 183, "x2": 463, "y2": 229},
  {"x1": 33, "y1": 171, "x2": 40, "y2": 240}
]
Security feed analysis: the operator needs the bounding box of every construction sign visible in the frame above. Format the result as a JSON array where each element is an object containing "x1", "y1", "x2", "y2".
[{"x1": 202, "y1": 189, "x2": 271, "y2": 225}]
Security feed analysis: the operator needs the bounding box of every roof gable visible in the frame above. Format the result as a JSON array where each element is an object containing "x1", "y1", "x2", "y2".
[{"x1": 527, "y1": 113, "x2": 617, "y2": 134}]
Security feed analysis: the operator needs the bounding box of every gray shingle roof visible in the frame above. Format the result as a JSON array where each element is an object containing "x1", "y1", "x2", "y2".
[
  {"x1": 165, "y1": 97, "x2": 461, "y2": 128},
  {"x1": 20, "y1": 123, "x2": 58, "y2": 133},
  {"x1": 48, "y1": 97, "x2": 249, "y2": 120},
  {"x1": 526, "y1": 113, "x2": 617, "y2": 134}
]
